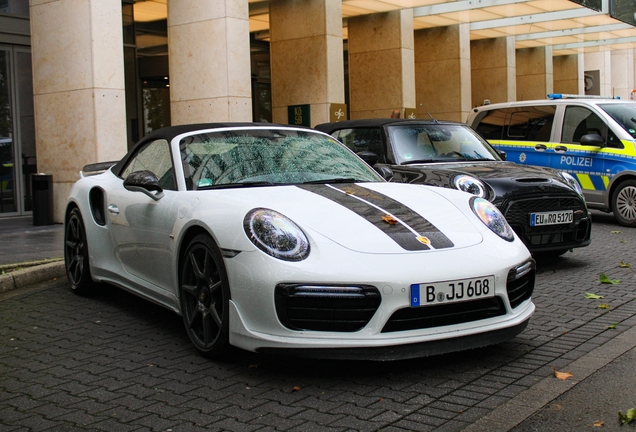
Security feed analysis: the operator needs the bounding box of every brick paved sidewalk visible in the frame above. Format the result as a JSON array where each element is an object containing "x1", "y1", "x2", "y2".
[{"x1": 1, "y1": 212, "x2": 636, "y2": 431}]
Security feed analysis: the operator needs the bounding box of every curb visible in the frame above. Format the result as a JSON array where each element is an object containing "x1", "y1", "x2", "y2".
[{"x1": 0, "y1": 260, "x2": 66, "y2": 294}]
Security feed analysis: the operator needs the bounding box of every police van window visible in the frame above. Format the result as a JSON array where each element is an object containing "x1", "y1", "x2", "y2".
[
  {"x1": 473, "y1": 109, "x2": 506, "y2": 140},
  {"x1": 333, "y1": 128, "x2": 386, "y2": 163},
  {"x1": 506, "y1": 106, "x2": 555, "y2": 141},
  {"x1": 599, "y1": 103, "x2": 636, "y2": 140},
  {"x1": 561, "y1": 106, "x2": 605, "y2": 144}
]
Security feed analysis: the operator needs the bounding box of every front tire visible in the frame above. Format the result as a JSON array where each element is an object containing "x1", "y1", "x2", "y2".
[
  {"x1": 179, "y1": 234, "x2": 230, "y2": 357},
  {"x1": 64, "y1": 207, "x2": 93, "y2": 294},
  {"x1": 612, "y1": 180, "x2": 636, "y2": 227}
]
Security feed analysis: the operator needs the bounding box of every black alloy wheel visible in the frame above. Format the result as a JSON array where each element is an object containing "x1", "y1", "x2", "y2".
[
  {"x1": 179, "y1": 234, "x2": 230, "y2": 357},
  {"x1": 64, "y1": 207, "x2": 93, "y2": 294}
]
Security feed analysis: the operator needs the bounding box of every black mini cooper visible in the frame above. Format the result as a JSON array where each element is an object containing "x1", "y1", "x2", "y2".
[{"x1": 315, "y1": 118, "x2": 591, "y2": 258}]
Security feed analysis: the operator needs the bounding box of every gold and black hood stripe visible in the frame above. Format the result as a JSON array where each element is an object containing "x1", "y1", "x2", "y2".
[{"x1": 297, "y1": 184, "x2": 454, "y2": 251}]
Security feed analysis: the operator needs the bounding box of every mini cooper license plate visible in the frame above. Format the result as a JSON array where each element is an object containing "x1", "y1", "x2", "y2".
[
  {"x1": 410, "y1": 276, "x2": 495, "y2": 307},
  {"x1": 530, "y1": 210, "x2": 573, "y2": 226}
]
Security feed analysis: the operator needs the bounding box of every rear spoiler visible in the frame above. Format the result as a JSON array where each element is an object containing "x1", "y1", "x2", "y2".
[{"x1": 80, "y1": 161, "x2": 118, "y2": 178}]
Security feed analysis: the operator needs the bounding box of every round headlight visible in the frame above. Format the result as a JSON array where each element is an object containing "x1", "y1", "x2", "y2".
[
  {"x1": 244, "y1": 208, "x2": 310, "y2": 261},
  {"x1": 454, "y1": 175, "x2": 487, "y2": 198},
  {"x1": 471, "y1": 197, "x2": 515, "y2": 242},
  {"x1": 561, "y1": 172, "x2": 584, "y2": 197}
]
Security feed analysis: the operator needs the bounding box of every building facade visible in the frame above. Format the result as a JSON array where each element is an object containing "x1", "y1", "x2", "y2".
[{"x1": 1, "y1": 0, "x2": 636, "y2": 221}]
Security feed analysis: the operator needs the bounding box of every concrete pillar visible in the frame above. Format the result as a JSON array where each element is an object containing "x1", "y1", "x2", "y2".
[
  {"x1": 554, "y1": 54, "x2": 585, "y2": 95},
  {"x1": 414, "y1": 24, "x2": 471, "y2": 122},
  {"x1": 471, "y1": 36, "x2": 516, "y2": 107},
  {"x1": 584, "y1": 51, "x2": 612, "y2": 97},
  {"x1": 30, "y1": 0, "x2": 127, "y2": 222},
  {"x1": 516, "y1": 46, "x2": 553, "y2": 101},
  {"x1": 167, "y1": 0, "x2": 252, "y2": 124},
  {"x1": 270, "y1": 0, "x2": 344, "y2": 127},
  {"x1": 611, "y1": 49, "x2": 634, "y2": 100},
  {"x1": 348, "y1": 9, "x2": 415, "y2": 119}
]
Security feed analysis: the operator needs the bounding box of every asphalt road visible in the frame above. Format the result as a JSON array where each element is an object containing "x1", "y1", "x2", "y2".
[{"x1": 1, "y1": 211, "x2": 636, "y2": 431}]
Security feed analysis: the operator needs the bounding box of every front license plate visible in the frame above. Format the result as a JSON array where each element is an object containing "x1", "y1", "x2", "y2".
[
  {"x1": 410, "y1": 276, "x2": 495, "y2": 307},
  {"x1": 530, "y1": 210, "x2": 573, "y2": 226}
]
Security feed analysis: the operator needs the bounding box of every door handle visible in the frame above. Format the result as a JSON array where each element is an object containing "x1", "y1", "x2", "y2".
[
  {"x1": 534, "y1": 144, "x2": 547, "y2": 151},
  {"x1": 554, "y1": 146, "x2": 567, "y2": 153},
  {"x1": 107, "y1": 204, "x2": 120, "y2": 215}
]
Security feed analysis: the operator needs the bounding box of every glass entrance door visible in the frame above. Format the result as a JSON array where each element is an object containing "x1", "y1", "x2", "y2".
[{"x1": 0, "y1": 45, "x2": 35, "y2": 216}]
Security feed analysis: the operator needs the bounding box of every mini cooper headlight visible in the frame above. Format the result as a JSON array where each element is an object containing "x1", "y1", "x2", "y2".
[
  {"x1": 454, "y1": 175, "x2": 487, "y2": 198},
  {"x1": 244, "y1": 208, "x2": 310, "y2": 261},
  {"x1": 561, "y1": 172, "x2": 584, "y2": 197},
  {"x1": 471, "y1": 197, "x2": 515, "y2": 242}
]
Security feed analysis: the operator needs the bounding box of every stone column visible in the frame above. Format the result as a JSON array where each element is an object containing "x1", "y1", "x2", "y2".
[
  {"x1": 554, "y1": 54, "x2": 585, "y2": 95},
  {"x1": 585, "y1": 51, "x2": 612, "y2": 97},
  {"x1": 270, "y1": 0, "x2": 344, "y2": 127},
  {"x1": 471, "y1": 36, "x2": 516, "y2": 107},
  {"x1": 611, "y1": 49, "x2": 634, "y2": 100},
  {"x1": 167, "y1": 0, "x2": 252, "y2": 124},
  {"x1": 516, "y1": 46, "x2": 553, "y2": 101},
  {"x1": 414, "y1": 24, "x2": 470, "y2": 122},
  {"x1": 348, "y1": 9, "x2": 415, "y2": 119},
  {"x1": 30, "y1": 0, "x2": 127, "y2": 222}
]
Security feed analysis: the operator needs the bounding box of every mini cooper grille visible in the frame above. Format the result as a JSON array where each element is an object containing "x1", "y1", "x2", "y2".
[
  {"x1": 381, "y1": 297, "x2": 506, "y2": 333},
  {"x1": 275, "y1": 284, "x2": 381, "y2": 332},
  {"x1": 507, "y1": 265, "x2": 536, "y2": 309},
  {"x1": 502, "y1": 196, "x2": 589, "y2": 246}
]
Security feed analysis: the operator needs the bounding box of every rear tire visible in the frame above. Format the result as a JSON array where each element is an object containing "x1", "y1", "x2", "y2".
[
  {"x1": 611, "y1": 180, "x2": 636, "y2": 227},
  {"x1": 64, "y1": 208, "x2": 93, "y2": 294},
  {"x1": 179, "y1": 234, "x2": 230, "y2": 357}
]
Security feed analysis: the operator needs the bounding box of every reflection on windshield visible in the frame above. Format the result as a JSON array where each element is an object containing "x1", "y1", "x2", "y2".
[
  {"x1": 599, "y1": 103, "x2": 636, "y2": 139},
  {"x1": 387, "y1": 124, "x2": 500, "y2": 165},
  {"x1": 179, "y1": 129, "x2": 382, "y2": 190}
]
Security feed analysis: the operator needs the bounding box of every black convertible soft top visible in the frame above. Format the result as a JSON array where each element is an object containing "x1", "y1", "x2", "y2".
[{"x1": 314, "y1": 118, "x2": 462, "y2": 135}]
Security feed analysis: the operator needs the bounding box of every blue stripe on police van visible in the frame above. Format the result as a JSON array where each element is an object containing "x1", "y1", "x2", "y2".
[{"x1": 590, "y1": 175, "x2": 607, "y2": 191}]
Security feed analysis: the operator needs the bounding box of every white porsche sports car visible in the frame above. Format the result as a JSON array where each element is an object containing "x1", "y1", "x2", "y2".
[{"x1": 65, "y1": 123, "x2": 535, "y2": 360}]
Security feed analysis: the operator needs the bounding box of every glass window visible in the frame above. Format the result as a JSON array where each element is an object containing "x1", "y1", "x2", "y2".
[
  {"x1": 179, "y1": 129, "x2": 381, "y2": 190},
  {"x1": 599, "y1": 103, "x2": 636, "y2": 139},
  {"x1": 333, "y1": 128, "x2": 386, "y2": 163},
  {"x1": 561, "y1": 106, "x2": 605, "y2": 144},
  {"x1": 0, "y1": 0, "x2": 29, "y2": 17},
  {"x1": 387, "y1": 124, "x2": 499, "y2": 164},
  {"x1": 121, "y1": 139, "x2": 176, "y2": 190},
  {"x1": 506, "y1": 107, "x2": 555, "y2": 141}
]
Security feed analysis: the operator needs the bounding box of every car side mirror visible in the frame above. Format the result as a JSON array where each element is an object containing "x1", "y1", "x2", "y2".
[
  {"x1": 123, "y1": 170, "x2": 165, "y2": 200},
  {"x1": 374, "y1": 165, "x2": 394, "y2": 181},
  {"x1": 580, "y1": 133, "x2": 605, "y2": 147},
  {"x1": 357, "y1": 151, "x2": 379, "y2": 166},
  {"x1": 496, "y1": 149, "x2": 507, "y2": 161}
]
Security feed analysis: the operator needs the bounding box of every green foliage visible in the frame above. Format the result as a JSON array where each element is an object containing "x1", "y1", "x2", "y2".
[
  {"x1": 599, "y1": 273, "x2": 619, "y2": 284},
  {"x1": 618, "y1": 408, "x2": 636, "y2": 424}
]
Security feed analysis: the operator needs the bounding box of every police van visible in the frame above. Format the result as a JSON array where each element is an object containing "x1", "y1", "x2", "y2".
[{"x1": 466, "y1": 95, "x2": 636, "y2": 226}]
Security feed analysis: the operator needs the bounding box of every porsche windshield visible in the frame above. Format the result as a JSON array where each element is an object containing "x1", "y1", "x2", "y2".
[
  {"x1": 387, "y1": 124, "x2": 500, "y2": 165},
  {"x1": 180, "y1": 128, "x2": 382, "y2": 190}
]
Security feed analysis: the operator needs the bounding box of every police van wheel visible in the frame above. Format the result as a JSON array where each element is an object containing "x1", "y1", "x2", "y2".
[{"x1": 612, "y1": 180, "x2": 636, "y2": 227}]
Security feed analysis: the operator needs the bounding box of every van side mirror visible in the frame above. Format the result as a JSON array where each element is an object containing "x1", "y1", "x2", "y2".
[
  {"x1": 580, "y1": 133, "x2": 605, "y2": 147},
  {"x1": 496, "y1": 149, "x2": 507, "y2": 161},
  {"x1": 357, "y1": 151, "x2": 379, "y2": 166},
  {"x1": 374, "y1": 165, "x2": 394, "y2": 181}
]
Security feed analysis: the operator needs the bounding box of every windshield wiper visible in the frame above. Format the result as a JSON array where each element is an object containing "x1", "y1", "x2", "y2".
[
  {"x1": 198, "y1": 181, "x2": 277, "y2": 190},
  {"x1": 401, "y1": 159, "x2": 437, "y2": 165},
  {"x1": 301, "y1": 178, "x2": 363, "y2": 184}
]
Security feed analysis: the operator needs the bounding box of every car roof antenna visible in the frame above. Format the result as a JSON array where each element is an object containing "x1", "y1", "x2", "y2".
[{"x1": 419, "y1": 103, "x2": 439, "y2": 123}]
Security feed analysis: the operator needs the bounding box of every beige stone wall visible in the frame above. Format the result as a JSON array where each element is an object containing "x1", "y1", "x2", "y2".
[
  {"x1": 585, "y1": 51, "x2": 612, "y2": 97},
  {"x1": 516, "y1": 47, "x2": 553, "y2": 101},
  {"x1": 554, "y1": 54, "x2": 584, "y2": 95},
  {"x1": 167, "y1": 0, "x2": 252, "y2": 124},
  {"x1": 270, "y1": 0, "x2": 344, "y2": 126},
  {"x1": 611, "y1": 49, "x2": 634, "y2": 100},
  {"x1": 30, "y1": 0, "x2": 127, "y2": 222},
  {"x1": 471, "y1": 36, "x2": 516, "y2": 107},
  {"x1": 414, "y1": 24, "x2": 471, "y2": 122},
  {"x1": 348, "y1": 9, "x2": 415, "y2": 119}
]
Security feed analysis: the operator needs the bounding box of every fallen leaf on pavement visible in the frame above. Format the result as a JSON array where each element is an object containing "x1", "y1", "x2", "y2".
[
  {"x1": 593, "y1": 420, "x2": 604, "y2": 427},
  {"x1": 553, "y1": 366, "x2": 573, "y2": 380},
  {"x1": 599, "y1": 273, "x2": 619, "y2": 284},
  {"x1": 619, "y1": 407, "x2": 636, "y2": 424},
  {"x1": 611, "y1": 230, "x2": 622, "y2": 234},
  {"x1": 597, "y1": 304, "x2": 611, "y2": 309},
  {"x1": 607, "y1": 323, "x2": 619, "y2": 329},
  {"x1": 585, "y1": 292, "x2": 604, "y2": 299},
  {"x1": 619, "y1": 261, "x2": 631, "y2": 268},
  {"x1": 292, "y1": 386, "x2": 301, "y2": 392}
]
